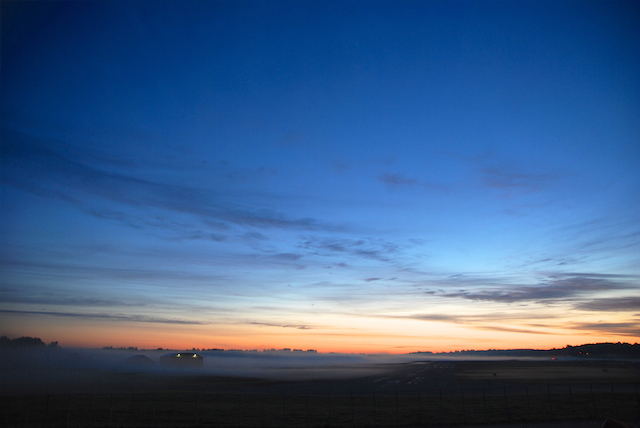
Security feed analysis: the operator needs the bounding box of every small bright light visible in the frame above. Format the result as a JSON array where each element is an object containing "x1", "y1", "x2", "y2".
[
  {"x1": 177, "y1": 353, "x2": 181, "y2": 357},
  {"x1": 193, "y1": 354, "x2": 197, "y2": 357}
]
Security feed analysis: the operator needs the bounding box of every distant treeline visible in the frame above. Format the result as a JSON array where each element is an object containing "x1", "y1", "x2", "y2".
[
  {"x1": 2, "y1": 336, "x2": 638, "y2": 358},
  {"x1": 0, "y1": 336, "x2": 58, "y2": 348},
  {"x1": 125, "y1": 347, "x2": 319, "y2": 353},
  {"x1": 102, "y1": 346, "x2": 139, "y2": 351},
  {"x1": 556, "y1": 342, "x2": 640, "y2": 358},
  {"x1": 411, "y1": 342, "x2": 640, "y2": 358}
]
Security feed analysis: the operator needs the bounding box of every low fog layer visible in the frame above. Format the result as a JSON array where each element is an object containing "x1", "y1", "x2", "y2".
[
  {"x1": 4, "y1": 345, "x2": 634, "y2": 396},
  {"x1": 1, "y1": 347, "x2": 423, "y2": 394},
  {"x1": 2, "y1": 347, "x2": 416, "y2": 377}
]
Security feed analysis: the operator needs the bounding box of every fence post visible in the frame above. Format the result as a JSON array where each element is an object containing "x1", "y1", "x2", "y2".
[
  {"x1": 568, "y1": 384, "x2": 575, "y2": 419},
  {"x1": 396, "y1": 390, "x2": 399, "y2": 427},
  {"x1": 482, "y1": 388, "x2": 487, "y2": 423},
  {"x1": 461, "y1": 389, "x2": 465, "y2": 424},
  {"x1": 45, "y1": 395, "x2": 50, "y2": 425},
  {"x1": 329, "y1": 391, "x2": 332, "y2": 428},
  {"x1": 109, "y1": 395, "x2": 113, "y2": 428},
  {"x1": 525, "y1": 386, "x2": 531, "y2": 422},
  {"x1": 88, "y1": 394, "x2": 93, "y2": 426},
  {"x1": 590, "y1": 384, "x2": 597, "y2": 420},
  {"x1": 351, "y1": 392, "x2": 354, "y2": 426},
  {"x1": 417, "y1": 390, "x2": 421, "y2": 426},
  {"x1": 373, "y1": 391, "x2": 377, "y2": 427},
  {"x1": 634, "y1": 384, "x2": 639, "y2": 428},
  {"x1": 282, "y1": 394, "x2": 287, "y2": 428},
  {"x1": 66, "y1": 395, "x2": 72, "y2": 428},
  {"x1": 611, "y1": 384, "x2": 619, "y2": 419},
  {"x1": 503, "y1": 387, "x2": 510, "y2": 421}
]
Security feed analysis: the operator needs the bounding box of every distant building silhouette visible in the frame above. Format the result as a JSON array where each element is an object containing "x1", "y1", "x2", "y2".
[
  {"x1": 125, "y1": 354, "x2": 155, "y2": 366},
  {"x1": 159, "y1": 352, "x2": 203, "y2": 368}
]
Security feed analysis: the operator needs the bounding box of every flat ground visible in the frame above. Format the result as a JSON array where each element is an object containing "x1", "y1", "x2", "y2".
[
  {"x1": 2, "y1": 358, "x2": 640, "y2": 395},
  {"x1": 454, "y1": 360, "x2": 640, "y2": 384},
  {"x1": 2, "y1": 357, "x2": 639, "y2": 427}
]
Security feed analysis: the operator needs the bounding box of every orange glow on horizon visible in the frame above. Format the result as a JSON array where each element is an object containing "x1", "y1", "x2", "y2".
[
  {"x1": 5, "y1": 323, "x2": 628, "y2": 355},
  {"x1": 2, "y1": 310, "x2": 634, "y2": 354}
]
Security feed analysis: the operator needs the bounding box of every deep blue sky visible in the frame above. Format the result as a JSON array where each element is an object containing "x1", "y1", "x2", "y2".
[{"x1": 1, "y1": 0, "x2": 639, "y2": 351}]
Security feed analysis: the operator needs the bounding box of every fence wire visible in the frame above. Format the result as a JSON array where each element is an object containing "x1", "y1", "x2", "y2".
[{"x1": 2, "y1": 383, "x2": 639, "y2": 427}]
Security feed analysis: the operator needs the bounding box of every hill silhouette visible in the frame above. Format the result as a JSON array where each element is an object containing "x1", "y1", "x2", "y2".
[{"x1": 411, "y1": 342, "x2": 640, "y2": 359}]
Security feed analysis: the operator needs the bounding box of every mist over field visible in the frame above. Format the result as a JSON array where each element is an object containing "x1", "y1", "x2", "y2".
[
  {"x1": 3, "y1": 347, "x2": 409, "y2": 373},
  {"x1": 4, "y1": 342, "x2": 639, "y2": 387},
  {"x1": 2, "y1": 344, "x2": 640, "y2": 428},
  {"x1": 0, "y1": 347, "x2": 416, "y2": 394},
  {"x1": 0, "y1": 345, "x2": 572, "y2": 395}
]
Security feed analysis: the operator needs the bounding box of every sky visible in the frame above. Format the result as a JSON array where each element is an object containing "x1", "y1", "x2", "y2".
[{"x1": 1, "y1": 0, "x2": 639, "y2": 354}]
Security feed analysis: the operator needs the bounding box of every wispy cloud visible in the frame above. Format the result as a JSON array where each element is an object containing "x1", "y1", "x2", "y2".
[
  {"x1": 270, "y1": 253, "x2": 304, "y2": 261},
  {"x1": 394, "y1": 313, "x2": 461, "y2": 322},
  {"x1": 441, "y1": 150, "x2": 561, "y2": 197},
  {"x1": 0, "y1": 258, "x2": 226, "y2": 283},
  {"x1": 479, "y1": 167, "x2": 557, "y2": 192},
  {"x1": 332, "y1": 161, "x2": 351, "y2": 173},
  {"x1": 379, "y1": 173, "x2": 418, "y2": 187},
  {"x1": 439, "y1": 273, "x2": 633, "y2": 304},
  {"x1": 569, "y1": 321, "x2": 640, "y2": 337},
  {"x1": 366, "y1": 312, "x2": 559, "y2": 336},
  {"x1": 0, "y1": 309, "x2": 206, "y2": 325},
  {"x1": 0, "y1": 128, "x2": 343, "y2": 235},
  {"x1": 382, "y1": 310, "x2": 560, "y2": 324},
  {"x1": 473, "y1": 325, "x2": 557, "y2": 335},
  {"x1": 378, "y1": 172, "x2": 446, "y2": 191},
  {"x1": 298, "y1": 236, "x2": 399, "y2": 262},
  {"x1": 248, "y1": 321, "x2": 315, "y2": 330},
  {"x1": 0, "y1": 293, "x2": 144, "y2": 308},
  {"x1": 575, "y1": 297, "x2": 640, "y2": 312}
]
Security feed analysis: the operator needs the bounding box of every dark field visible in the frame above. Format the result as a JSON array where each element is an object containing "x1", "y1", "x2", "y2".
[
  {"x1": 455, "y1": 360, "x2": 640, "y2": 384},
  {"x1": 2, "y1": 356, "x2": 640, "y2": 427}
]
